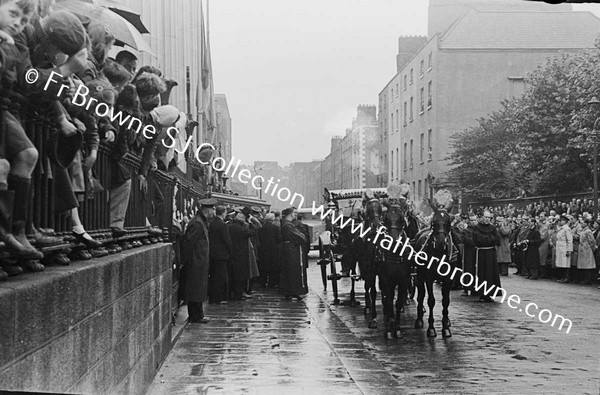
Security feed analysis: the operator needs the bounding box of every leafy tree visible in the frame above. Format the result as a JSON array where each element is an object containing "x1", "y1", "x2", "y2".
[{"x1": 449, "y1": 40, "x2": 600, "y2": 198}]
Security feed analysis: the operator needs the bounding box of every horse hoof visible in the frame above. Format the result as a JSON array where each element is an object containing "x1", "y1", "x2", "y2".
[
  {"x1": 364, "y1": 307, "x2": 370, "y2": 316},
  {"x1": 405, "y1": 299, "x2": 411, "y2": 306},
  {"x1": 368, "y1": 319, "x2": 378, "y2": 329},
  {"x1": 385, "y1": 332, "x2": 393, "y2": 340},
  {"x1": 400, "y1": 306, "x2": 405, "y2": 313},
  {"x1": 415, "y1": 319, "x2": 423, "y2": 329},
  {"x1": 395, "y1": 329, "x2": 403, "y2": 338},
  {"x1": 427, "y1": 328, "x2": 437, "y2": 338},
  {"x1": 442, "y1": 328, "x2": 452, "y2": 338}
]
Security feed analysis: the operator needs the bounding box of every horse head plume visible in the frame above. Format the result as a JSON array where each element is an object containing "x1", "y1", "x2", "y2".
[
  {"x1": 362, "y1": 190, "x2": 370, "y2": 207},
  {"x1": 387, "y1": 181, "x2": 410, "y2": 205},
  {"x1": 433, "y1": 189, "x2": 453, "y2": 210},
  {"x1": 323, "y1": 188, "x2": 331, "y2": 203}
]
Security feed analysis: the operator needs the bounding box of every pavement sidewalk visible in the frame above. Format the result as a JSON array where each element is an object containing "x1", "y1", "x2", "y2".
[{"x1": 148, "y1": 274, "x2": 401, "y2": 395}]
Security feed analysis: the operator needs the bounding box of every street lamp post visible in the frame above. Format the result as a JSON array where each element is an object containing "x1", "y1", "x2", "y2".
[
  {"x1": 594, "y1": 132, "x2": 599, "y2": 220},
  {"x1": 588, "y1": 97, "x2": 600, "y2": 219},
  {"x1": 254, "y1": 163, "x2": 265, "y2": 200}
]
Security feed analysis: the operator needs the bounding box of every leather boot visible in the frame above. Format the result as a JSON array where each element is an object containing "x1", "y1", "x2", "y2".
[
  {"x1": 0, "y1": 189, "x2": 42, "y2": 259},
  {"x1": 8, "y1": 176, "x2": 43, "y2": 260}
]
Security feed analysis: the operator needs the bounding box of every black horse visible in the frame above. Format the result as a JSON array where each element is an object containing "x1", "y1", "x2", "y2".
[
  {"x1": 379, "y1": 200, "x2": 420, "y2": 339},
  {"x1": 413, "y1": 207, "x2": 459, "y2": 338},
  {"x1": 357, "y1": 197, "x2": 384, "y2": 328}
]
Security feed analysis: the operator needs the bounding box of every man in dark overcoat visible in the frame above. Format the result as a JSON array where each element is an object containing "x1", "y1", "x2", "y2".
[
  {"x1": 462, "y1": 217, "x2": 478, "y2": 291},
  {"x1": 513, "y1": 217, "x2": 529, "y2": 276},
  {"x1": 208, "y1": 205, "x2": 232, "y2": 304},
  {"x1": 258, "y1": 212, "x2": 281, "y2": 289},
  {"x1": 180, "y1": 198, "x2": 216, "y2": 323},
  {"x1": 246, "y1": 206, "x2": 263, "y2": 295},
  {"x1": 520, "y1": 215, "x2": 541, "y2": 280},
  {"x1": 279, "y1": 207, "x2": 308, "y2": 300},
  {"x1": 228, "y1": 208, "x2": 256, "y2": 300}
]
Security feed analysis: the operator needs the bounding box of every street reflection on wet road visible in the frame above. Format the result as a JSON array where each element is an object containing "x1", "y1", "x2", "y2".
[{"x1": 149, "y1": 254, "x2": 600, "y2": 394}]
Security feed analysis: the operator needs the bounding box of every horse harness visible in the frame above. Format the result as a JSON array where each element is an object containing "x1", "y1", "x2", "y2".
[{"x1": 419, "y1": 209, "x2": 459, "y2": 263}]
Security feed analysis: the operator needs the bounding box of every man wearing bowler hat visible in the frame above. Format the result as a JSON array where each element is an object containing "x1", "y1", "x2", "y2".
[{"x1": 180, "y1": 198, "x2": 216, "y2": 323}]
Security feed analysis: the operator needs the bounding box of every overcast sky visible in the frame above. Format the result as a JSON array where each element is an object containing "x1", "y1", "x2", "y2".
[{"x1": 209, "y1": 1, "x2": 600, "y2": 167}]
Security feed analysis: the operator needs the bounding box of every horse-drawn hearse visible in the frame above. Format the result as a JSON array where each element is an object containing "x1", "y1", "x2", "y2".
[
  {"x1": 317, "y1": 183, "x2": 460, "y2": 340},
  {"x1": 316, "y1": 187, "x2": 389, "y2": 306}
]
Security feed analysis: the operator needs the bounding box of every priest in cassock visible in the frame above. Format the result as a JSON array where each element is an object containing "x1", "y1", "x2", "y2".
[
  {"x1": 279, "y1": 207, "x2": 308, "y2": 301},
  {"x1": 472, "y1": 210, "x2": 502, "y2": 302}
]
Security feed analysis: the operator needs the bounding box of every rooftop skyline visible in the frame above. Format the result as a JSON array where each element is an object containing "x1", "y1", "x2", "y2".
[{"x1": 210, "y1": 0, "x2": 600, "y2": 166}]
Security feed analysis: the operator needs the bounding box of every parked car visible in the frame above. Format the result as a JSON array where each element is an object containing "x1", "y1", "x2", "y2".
[{"x1": 297, "y1": 208, "x2": 326, "y2": 250}]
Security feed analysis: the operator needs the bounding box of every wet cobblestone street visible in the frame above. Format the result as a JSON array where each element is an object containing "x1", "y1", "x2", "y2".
[
  {"x1": 150, "y1": 254, "x2": 600, "y2": 394},
  {"x1": 309, "y1": 263, "x2": 600, "y2": 394}
]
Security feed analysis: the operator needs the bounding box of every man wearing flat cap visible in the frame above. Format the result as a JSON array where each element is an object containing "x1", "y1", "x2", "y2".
[
  {"x1": 251, "y1": 206, "x2": 263, "y2": 218},
  {"x1": 279, "y1": 207, "x2": 308, "y2": 300},
  {"x1": 208, "y1": 205, "x2": 232, "y2": 304},
  {"x1": 228, "y1": 207, "x2": 260, "y2": 300},
  {"x1": 180, "y1": 198, "x2": 216, "y2": 323},
  {"x1": 225, "y1": 208, "x2": 236, "y2": 224}
]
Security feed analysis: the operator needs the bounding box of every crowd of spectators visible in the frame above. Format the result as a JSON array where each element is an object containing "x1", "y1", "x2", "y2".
[
  {"x1": 453, "y1": 208, "x2": 600, "y2": 290},
  {"x1": 469, "y1": 197, "x2": 599, "y2": 219},
  {"x1": 176, "y1": 202, "x2": 312, "y2": 323},
  {"x1": 0, "y1": 0, "x2": 221, "y2": 279}
]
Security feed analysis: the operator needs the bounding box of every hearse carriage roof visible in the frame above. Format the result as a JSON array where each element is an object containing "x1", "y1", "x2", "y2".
[{"x1": 328, "y1": 188, "x2": 389, "y2": 200}]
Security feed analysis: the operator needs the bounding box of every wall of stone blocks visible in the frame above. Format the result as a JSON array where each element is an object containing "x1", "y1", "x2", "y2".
[{"x1": 0, "y1": 244, "x2": 174, "y2": 394}]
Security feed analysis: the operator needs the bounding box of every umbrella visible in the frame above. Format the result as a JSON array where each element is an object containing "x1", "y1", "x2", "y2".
[
  {"x1": 63, "y1": 0, "x2": 150, "y2": 34},
  {"x1": 52, "y1": 0, "x2": 154, "y2": 56},
  {"x1": 100, "y1": 2, "x2": 150, "y2": 34}
]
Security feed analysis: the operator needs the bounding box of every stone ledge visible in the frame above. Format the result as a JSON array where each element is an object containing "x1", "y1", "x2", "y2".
[{"x1": 0, "y1": 243, "x2": 174, "y2": 393}]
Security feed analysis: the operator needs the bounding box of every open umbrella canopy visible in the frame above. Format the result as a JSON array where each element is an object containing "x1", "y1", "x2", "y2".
[
  {"x1": 104, "y1": 6, "x2": 149, "y2": 34},
  {"x1": 52, "y1": 0, "x2": 154, "y2": 56},
  {"x1": 62, "y1": 0, "x2": 150, "y2": 34}
]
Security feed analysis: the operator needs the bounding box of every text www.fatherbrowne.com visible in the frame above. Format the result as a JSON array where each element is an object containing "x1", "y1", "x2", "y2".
[{"x1": 310, "y1": 202, "x2": 573, "y2": 334}]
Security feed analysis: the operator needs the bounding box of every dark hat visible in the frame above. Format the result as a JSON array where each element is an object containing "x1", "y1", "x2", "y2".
[
  {"x1": 42, "y1": 11, "x2": 87, "y2": 56},
  {"x1": 196, "y1": 144, "x2": 214, "y2": 163},
  {"x1": 241, "y1": 206, "x2": 252, "y2": 217},
  {"x1": 251, "y1": 206, "x2": 262, "y2": 214},
  {"x1": 559, "y1": 214, "x2": 569, "y2": 222},
  {"x1": 199, "y1": 198, "x2": 218, "y2": 207},
  {"x1": 282, "y1": 207, "x2": 294, "y2": 216}
]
